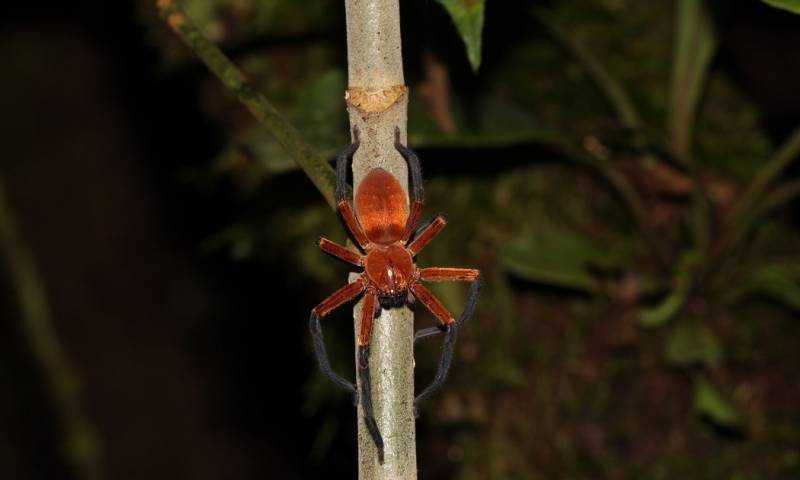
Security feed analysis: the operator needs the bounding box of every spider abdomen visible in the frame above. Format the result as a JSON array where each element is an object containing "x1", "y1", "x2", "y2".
[
  {"x1": 355, "y1": 168, "x2": 409, "y2": 245},
  {"x1": 364, "y1": 244, "x2": 415, "y2": 297}
]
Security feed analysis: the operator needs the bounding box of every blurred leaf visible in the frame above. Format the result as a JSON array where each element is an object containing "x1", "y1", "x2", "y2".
[
  {"x1": 695, "y1": 73, "x2": 773, "y2": 179},
  {"x1": 502, "y1": 225, "x2": 628, "y2": 292},
  {"x1": 742, "y1": 264, "x2": 800, "y2": 312},
  {"x1": 639, "y1": 250, "x2": 701, "y2": 327},
  {"x1": 693, "y1": 375, "x2": 741, "y2": 427},
  {"x1": 665, "y1": 323, "x2": 723, "y2": 367},
  {"x1": 292, "y1": 69, "x2": 348, "y2": 147},
  {"x1": 762, "y1": 0, "x2": 800, "y2": 14},
  {"x1": 668, "y1": 0, "x2": 717, "y2": 158},
  {"x1": 639, "y1": 290, "x2": 687, "y2": 328},
  {"x1": 436, "y1": 0, "x2": 486, "y2": 71}
]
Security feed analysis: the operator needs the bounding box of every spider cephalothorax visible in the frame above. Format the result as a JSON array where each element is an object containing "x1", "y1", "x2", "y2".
[{"x1": 309, "y1": 127, "x2": 482, "y2": 464}]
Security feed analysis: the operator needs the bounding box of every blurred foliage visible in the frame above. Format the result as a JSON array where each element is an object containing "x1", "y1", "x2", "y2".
[
  {"x1": 146, "y1": 0, "x2": 800, "y2": 478},
  {"x1": 435, "y1": 0, "x2": 486, "y2": 71},
  {"x1": 763, "y1": 0, "x2": 800, "y2": 15}
]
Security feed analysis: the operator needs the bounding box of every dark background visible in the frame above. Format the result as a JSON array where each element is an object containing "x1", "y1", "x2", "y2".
[{"x1": 1, "y1": 0, "x2": 799, "y2": 479}]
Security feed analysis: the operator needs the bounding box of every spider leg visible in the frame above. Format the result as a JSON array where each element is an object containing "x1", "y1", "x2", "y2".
[
  {"x1": 409, "y1": 283, "x2": 458, "y2": 416},
  {"x1": 336, "y1": 127, "x2": 370, "y2": 249},
  {"x1": 394, "y1": 127, "x2": 425, "y2": 242},
  {"x1": 356, "y1": 292, "x2": 385, "y2": 464},
  {"x1": 407, "y1": 214, "x2": 447, "y2": 256},
  {"x1": 410, "y1": 272, "x2": 482, "y2": 416},
  {"x1": 414, "y1": 269, "x2": 481, "y2": 344},
  {"x1": 317, "y1": 237, "x2": 363, "y2": 267},
  {"x1": 309, "y1": 276, "x2": 366, "y2": 401}
]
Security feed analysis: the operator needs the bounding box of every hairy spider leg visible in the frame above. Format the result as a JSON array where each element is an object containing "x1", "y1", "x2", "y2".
[
  {"x1": 309, "y1": 276, "x2": 366, "y2": 398},
  {"x1": 317, "y1": 237, "x2": 363, "y2": 266},
  {"x1": 410, "y1": 271, "x2": 482, "y2": 414},
  {"x1": 414, "y1": 270, "x2": 482, "y2": 343},
  {"x1": 393, "y1": 127, "x2": 425, "y2": 243},
  {"x1": 335, "y1": 127, "x2": 370, "y2": 250},
  {"x1": 356, "y1": 292, "x2": 385, "y2": 464},
  {"x1": 420, "y1": 267, "x2": 480, "y2": 282},
  {"x1": 407, "y1": 214, "x2": 447, "y2": 257}
]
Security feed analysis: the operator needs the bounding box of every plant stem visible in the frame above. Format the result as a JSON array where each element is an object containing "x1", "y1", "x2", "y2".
[
  {"x1": 715, "y1": 124, "x2": 800, "y2": 257},
  {"x1": 344, "y1": 0, "x2": 417, "y2": 478},
  {"x1": 757, "y1": 178, "x2": 800, "y2": 215},
  {"x1": 156, "y1": 0, "x2": 338, "y2": 209},
  {"x1": 0, "y1": 178, "x2": 102, "y2": 480},
  {"x1": 731, "y1": 124, "x2": 800, "y2": 224}
]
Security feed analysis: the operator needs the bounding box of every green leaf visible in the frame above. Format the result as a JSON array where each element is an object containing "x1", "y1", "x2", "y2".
[
  {"x1": 693, "y1": 376, "x2": 741, "y2": 427},
  {"x1": 436, "y1": 0, "x2": 486, "y2": 71},
  {"x1": 668, "y1": 0, "x2": 717, "y2": 159},
  {"x1": 665, "y1": 323, "x2": 723, "y2": 367},
  {"x1": 762, "y1": 0, "x2": 800, "y2": 14},
  {"x1": 742, "y1": 264, "x2": 800, "y2": 312},
  {"x1": 502, "y1": 226, "x2": 628, "y2": 292}
]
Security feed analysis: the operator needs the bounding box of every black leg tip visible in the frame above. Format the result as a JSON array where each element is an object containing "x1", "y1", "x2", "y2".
[
  {"x1": 352, "y1": 125, "x2": 360, "y2": 144},
  {"x1": 394, "y1": 126, "x2": 401, "y2": 145}
]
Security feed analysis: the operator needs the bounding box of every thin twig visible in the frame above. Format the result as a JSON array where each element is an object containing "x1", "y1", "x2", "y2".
[
  {"x1": 156, "y1": 0, "x2": 338, "y2": 209},
  {"x1": 0, "y1": 178, "x2": 102, "y2": 480}
]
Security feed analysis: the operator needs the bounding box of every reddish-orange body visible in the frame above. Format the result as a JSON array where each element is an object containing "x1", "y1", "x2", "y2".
[{"x1": 356, "y1": 168, "x2": 416, "y2": 297}]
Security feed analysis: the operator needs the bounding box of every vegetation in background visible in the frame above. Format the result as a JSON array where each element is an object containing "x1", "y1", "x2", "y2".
[{"x1": 143, "y1": 0, "x2": 800, "y2": 477}]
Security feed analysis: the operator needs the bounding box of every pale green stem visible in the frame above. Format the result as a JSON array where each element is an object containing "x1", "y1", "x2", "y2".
[{"x1": 0, "y1": 178, "x2": 102, "y2": 480}]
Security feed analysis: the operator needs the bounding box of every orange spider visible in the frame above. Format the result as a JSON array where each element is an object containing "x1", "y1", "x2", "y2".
[{"x1": 309, "y1": 127, "x2": 482, "y2": 463}]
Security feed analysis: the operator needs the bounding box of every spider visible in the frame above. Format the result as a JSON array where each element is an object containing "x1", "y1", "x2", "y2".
[{"x1": 309, "y1": 126, "x2": 482, "y2": 463}]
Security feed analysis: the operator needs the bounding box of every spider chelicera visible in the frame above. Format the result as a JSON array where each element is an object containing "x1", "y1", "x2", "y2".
[{"x1": 309, "y1": 126, "x2": 482, "y2": 464}]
